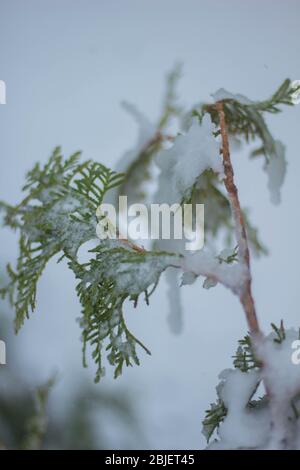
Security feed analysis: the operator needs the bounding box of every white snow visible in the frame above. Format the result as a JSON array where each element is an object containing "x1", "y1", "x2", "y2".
[
  {"x1": 155, "y1": 114, "x2": 223, "y2": 204},
  {"x1": 180, "y1": 271, "x2": 197, "y2": 286},
  {"x1": 181, "y1": 249, "x2": 249, "y2": 295},
  {"x1": 209, "y1": 369, "x2": 270, "y2": 449},
  {"x1": 105, "y1": 254, "x2": 179, "y2": 296},
  {"x1": 291, "y1": 80, "x2": 300, "y2": 105},
  {"x1": 255, "y1": 329, "x2": 300, "y2": 448},
  {"x1": 257, "y1": 329, "x2": 300, "y2": 401},
  {"x1": 208, "y1": 329, "x2": 300, "y2": 449},
  {"x1": 212, "y1": 88, "x2": 253, "y2": 105},
  {"x1": 265, "y1": 140, "x2": 287, "y2": 205}
]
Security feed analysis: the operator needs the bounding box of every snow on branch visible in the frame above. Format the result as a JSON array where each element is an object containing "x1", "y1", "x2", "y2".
[{"x1": 1, "y1": 72, "x2": 300, "y2": 448}]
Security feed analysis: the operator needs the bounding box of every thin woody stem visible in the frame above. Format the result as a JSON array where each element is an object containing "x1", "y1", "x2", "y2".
[
  {"x1": 121, "y1": 238, "x2": 146, "y2": 253},
  {"x1": 117, "y1": 229, "x2": 146, "y2": 253},
  {"x1": 216, "y1": 101, "x2": 260, "y2": 334}
]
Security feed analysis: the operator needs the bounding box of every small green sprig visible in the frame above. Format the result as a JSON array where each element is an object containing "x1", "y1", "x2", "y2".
[
  {"x1": 0, "y1": 149, "x2": 178, "y2": 381},
  {"x1": 202, "y1": 400, "x2": 227, "y2": 443},
  {"x1": 271, "y1": 320, "x2": 286, "y2": 344}
]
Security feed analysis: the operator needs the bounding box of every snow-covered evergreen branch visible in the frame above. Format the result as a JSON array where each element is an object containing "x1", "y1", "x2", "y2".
[{"x1": 1, "y1": 69, "x2": 300, "y2": 448}]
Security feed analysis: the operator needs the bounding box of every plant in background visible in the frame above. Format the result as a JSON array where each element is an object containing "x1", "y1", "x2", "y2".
[
  {"x1": 0, "y1": 315, "x2": 141, "y2": 450},
  {"x1": 1, "y1": 68, "x2": 300, "y2": 449}
]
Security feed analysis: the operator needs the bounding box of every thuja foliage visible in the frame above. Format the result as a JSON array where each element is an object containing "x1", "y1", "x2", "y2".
[
  {"x1": 232, "y1": 334, "x2": 261, "y2": 372},
  {"x1": 202, "y1": 322, "x2": 300, "y2": 447},
  {"x1": 0, "y1": 69, "x2": 299, "y2": 401},
  {"x1": 0, "y1": 148, "x2": 179, "y2": 381},
  {"x1": 203, "y1": 331, "x2": 261, "y2": 442}
]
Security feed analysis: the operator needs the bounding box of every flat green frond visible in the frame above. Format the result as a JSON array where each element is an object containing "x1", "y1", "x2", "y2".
[
  {"x1": 271, "y1": 320, "x2": 286, "y2": 344},
  {"x1": 246, "y1": 79, "x2": 298, "y2": 113},
  {"x1": 201, "y1": 80, "x2": 296, "y2": 167},
  {"x1": 69, "y1": 242, "x2": 180, "y2": 382},
  {"x1": 202, "y1": 400, "x2": 227, "y2": 443},
  {"x1": 232, "y1": 335, "x2": 261, "y2": 372},
  {"x1": 9, "y1": 237, "x2": 60, "y2": 332},
  {"x1": 0, "y1": 148, "x2": 179, "y2": 380}
]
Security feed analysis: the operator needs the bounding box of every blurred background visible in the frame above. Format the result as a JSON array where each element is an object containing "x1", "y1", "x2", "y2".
[{"x1": 0, "y1": 0, "x2": 299, "y2": 449}]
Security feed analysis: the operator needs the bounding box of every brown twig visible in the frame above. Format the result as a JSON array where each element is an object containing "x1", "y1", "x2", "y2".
[
  {"x1": 216, "y1": 101, "x2": 260, "y2": 334},
  {"x1": 117, "y1": 228, "x2": 146, "y2": 253},
  {"x1": 121, "y1": 238, "x2": 146, "y2": 253}
]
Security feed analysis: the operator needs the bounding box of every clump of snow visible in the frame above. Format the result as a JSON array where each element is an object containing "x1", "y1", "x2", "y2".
[
  {"x1": 203, "y1": 276, "x2": 218, "y2": 290},
  {"x1": 255, "y1": 328, "x2": 300, "y2": 448},
  {"x1": 258, "y1": 329, "x2": 300, "y2": 402},
  {"x1": 181, "y1": 249, "x2": 249, "y2": 295},
  {"x1": 207, "y1": 328, "x2": 300, "y2": 450},
  {"x1": 105, "y1": 252, "x2": 180, "y2": 296},
  {"x1": 291, "y1": 80, "x2": 300, "y2": 105},
  {"x1": 155, "y1": 114, "x2": 223, "y2": 204},
  {"x1": 212, "y1": 88, "x2": 253, "y2": 105},
  {"x1": 43, "y1": 195, "x2": 96, "y2": 257},
  {"x1": 208, "y1": 369, "x2": 270, "y2": 450},
  {"x1": 181, "y1": 271, "x2": 197, "y2": 286},
  {"x1": 265, "y1": 140, "x2": 287, "y2": 205}
]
